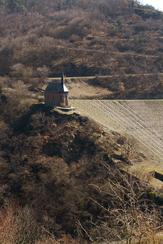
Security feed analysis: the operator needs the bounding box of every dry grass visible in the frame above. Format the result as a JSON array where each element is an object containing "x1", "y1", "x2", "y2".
[
  {"x1": 68, "y1": 79, "x2": 112, "y2": 99},
  {"x1": 0, "y1": 204, "x2": 81, "y2": 244},
  {"x1": 0, "y1": 205, "x2": 43, "y2": 244},
  {"x1": 129, "y1": 161, "x2": 163, "y2": 189},
  {"x1": 0, "y1": 205, "x2": 79, "y2": 244}
]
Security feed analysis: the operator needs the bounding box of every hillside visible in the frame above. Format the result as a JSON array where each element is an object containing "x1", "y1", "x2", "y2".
[
  {"x1": 0, "y1": 0, "x2": 163, "y2": 98},
  {"x1": 72, "y1": 99, "x2": 163, "y2": 161},
  {"x1": 0, "y1": 87, "x2": 162, "y2": 243},
  {"x1": 0, "y1": 1, "x2": 163, "y2": 242}
]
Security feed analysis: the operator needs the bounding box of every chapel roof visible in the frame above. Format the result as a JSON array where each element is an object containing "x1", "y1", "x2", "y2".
[{"x1": 46, "y1": 74, "x2": 68, "y2": 93}]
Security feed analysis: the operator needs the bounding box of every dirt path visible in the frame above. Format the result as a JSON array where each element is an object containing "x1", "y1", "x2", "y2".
[
  {"x1": 67, "y1": 80, "x2": 112, "y2": 98},
  {"x1": 71, "y1": 99, "x2": 163, "y2": 164},
  {"x1": 49, "y1": 72, "x2": 163, "y2": 81},
  {"x1": 54, "y1": 45, "x2": 159, "y2": 58}
]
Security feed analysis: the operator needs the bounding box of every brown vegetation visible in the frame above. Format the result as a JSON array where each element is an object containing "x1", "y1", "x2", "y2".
[
  {"x1": 0, "y1": 0, "x2": 162, "y2": 98},
  {"x1": 0, "y1": 87, "x2": 162, "y2": 243},
  {"x1": 87, "y1": 74, "x2": 163, "y2": 99},
  {"x1": 0, "y1": 1, "x2": 162, "y2": 242}
]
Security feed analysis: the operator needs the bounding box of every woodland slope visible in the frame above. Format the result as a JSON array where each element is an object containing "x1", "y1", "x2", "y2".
[
  {"x1": 0, "y1": 0, "x2": 163, "y2": 98},
  {"x1": 0, "y1": 88, "x2": 162, "y2": 243}
]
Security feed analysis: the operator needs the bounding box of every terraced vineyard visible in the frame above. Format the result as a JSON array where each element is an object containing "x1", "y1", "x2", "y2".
[{"x1": 71, "y1": 100, "x2": 163, "y2": 163}]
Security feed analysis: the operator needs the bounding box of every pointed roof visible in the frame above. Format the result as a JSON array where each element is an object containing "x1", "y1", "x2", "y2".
[{"x1": 46, "y1": 74, "x2": 69, "y2": 93}]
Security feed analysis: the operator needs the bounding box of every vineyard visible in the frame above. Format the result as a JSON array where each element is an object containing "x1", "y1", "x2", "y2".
[{"x1": 71, "y1": 99, "x2": 163, "y2": 164}]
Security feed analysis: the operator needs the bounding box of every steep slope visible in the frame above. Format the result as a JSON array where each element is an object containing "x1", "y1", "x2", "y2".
[
  {"x1": 0, "y1": 0, "x2": 163, "y2": 98},
  {"x1": 72, "y1": 99, "x2": 163, "y2": 163},
  {"x1": 0, "y1": 0, "x2": 162, "y2": 78},
  {"x1": 0, "y1": 89, "x2": 161, "y2": 242}
]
